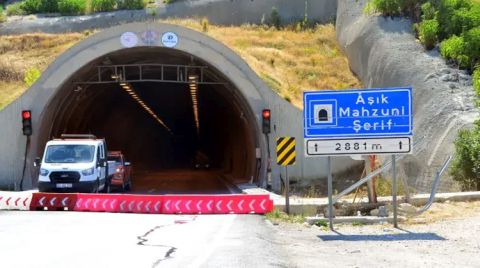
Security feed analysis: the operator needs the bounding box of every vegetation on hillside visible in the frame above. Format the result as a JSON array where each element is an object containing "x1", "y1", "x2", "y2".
[
  {"x1": 0, "y1": 0, "x2": 149, "y2": 16},
  {"x1": 0, "y1": 19, "x2": 361, "y2": 110}
]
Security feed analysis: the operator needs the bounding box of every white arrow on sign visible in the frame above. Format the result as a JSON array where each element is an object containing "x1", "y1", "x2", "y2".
[
  {"x1": 249, "y1": 200, "x2": 256, "y2": 211},
  {"x1": 175, "y1": 200, "x2": 181, "y2": 211},
  {"x1": 120, "y1": 200, "x2": 126, "y2": 211},
  {"x1": 165, "y1": 200, "x2": 171, "y2": 210},
  {"x1": 145, "y1": 201, "x2": 151, "y2": 212},
  {"x1": 137, "y1": 201, "x2": 144, "y2": 211},
  {"x1": 196, "y1": 200, "x2": 203, "y2": 211},
  {"x1": 110, "y1": 199, "x2": 117, "y2": 210},
  {"x1": 185, "y1": 200, "x2": 191, "y2": 211},
  {"x1": 154, "y1": 201, "x2": 161, "y2": 212},
  {"x1": 102, "y1": 199, "x2": 109, "y2": 210},
  {"x1": 39, "y1": 196, "x2": 46, "y2": 206},
  {"x1": 50, "y1": 197, "x2": 57, "y2": 206},
  {"x1": 207, "y1": 200, "x2": 213, "y2": 211},
  {"x1": 61, "y1": 197, "x2": 69, "y2": 207},
  {"x1": 238, "y1": 200, "x2": 244, "y2": 210},
  {"x1": 216, "y1": 200, "x2": 222, "y2": 211},
  {"x1": 260, "y1": 200, "x2": 266, "y2": 210},
  {"x1": 227, "y1": 200, "x2": 233, "y2": 211}
]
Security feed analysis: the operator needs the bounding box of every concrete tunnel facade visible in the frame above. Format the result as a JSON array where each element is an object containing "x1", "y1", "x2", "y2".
[{"x1": 0, "y1": 22, "x2": 359, "y2": 192}]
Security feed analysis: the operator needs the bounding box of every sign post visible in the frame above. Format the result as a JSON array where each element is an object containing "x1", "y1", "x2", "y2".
[
  {"x1": 303, "y1": 87, "x2": 413, "y2": 230},
  {"x1": 276, "y1": 137, "x2": 296, "y2": 215}
]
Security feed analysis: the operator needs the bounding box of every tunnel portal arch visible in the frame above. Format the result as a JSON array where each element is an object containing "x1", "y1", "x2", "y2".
[{"x1": 16, "y1": 22, "x2": 279, "y2": 189}]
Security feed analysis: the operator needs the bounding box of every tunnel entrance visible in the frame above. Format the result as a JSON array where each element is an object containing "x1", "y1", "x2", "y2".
[{"x1": 43, "y1": 47, "x2": 258, "y2": 194}]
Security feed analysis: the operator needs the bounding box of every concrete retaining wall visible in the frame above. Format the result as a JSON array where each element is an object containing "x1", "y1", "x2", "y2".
[{"x1": 0, "y1": 0, "x2": 337, "y2": 34}]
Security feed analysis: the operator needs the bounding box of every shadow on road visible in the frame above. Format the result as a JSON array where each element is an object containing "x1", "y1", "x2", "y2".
[{"x1": 318, "y1": 230, "x2": 446, "y2": 242}]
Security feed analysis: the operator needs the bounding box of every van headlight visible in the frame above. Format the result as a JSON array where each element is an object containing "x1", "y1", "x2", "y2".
[
  {"x1": 40, "y1": 169, "x2": 49, "y2": 176},
  {"x1": 81, "y1": 167, "x2": 95, "y2": 176}
]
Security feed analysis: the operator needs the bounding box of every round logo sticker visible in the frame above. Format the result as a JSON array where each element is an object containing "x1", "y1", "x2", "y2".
[
  {"x1": 120, "y1": 32, "x2": 138, "y2": 48},
  {"x1": 161, "y1": 32, "x2": 179, "y2": 48}
]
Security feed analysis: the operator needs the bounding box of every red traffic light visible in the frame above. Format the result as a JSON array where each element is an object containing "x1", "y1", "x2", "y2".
[
  {"x1": 22, "y1": 110, "x2": 31, "y2": 120},
  {"x1": 262, "y1": 109, "x2": 271, "y2": 119}
]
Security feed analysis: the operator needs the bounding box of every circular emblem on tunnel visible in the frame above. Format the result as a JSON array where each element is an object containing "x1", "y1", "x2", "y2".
[
  {"x1": 120, "y1": 32, "x2": 138, "y2": 48},
  {"x1": 161, "y1": 32, "x2": 179, "y2": 48}
]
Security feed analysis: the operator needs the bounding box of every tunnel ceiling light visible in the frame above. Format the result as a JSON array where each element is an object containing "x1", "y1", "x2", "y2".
[
  {"x1": 117, "y1": 82, "x2": 172, "y2": 134},
  {"x1": 188, "y1": 75, "x2": 200, "y2": 135}
]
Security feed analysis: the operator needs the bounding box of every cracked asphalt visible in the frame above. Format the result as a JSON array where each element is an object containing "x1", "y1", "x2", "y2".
[{"x1": 0, "y1": 211, "x2": 286, "y2": 268}]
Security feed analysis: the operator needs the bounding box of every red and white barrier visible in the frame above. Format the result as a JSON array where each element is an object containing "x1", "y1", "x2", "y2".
[
  {"x1": 1, "y1": 191, "x2": 274, "y2": 214},
  {"x1": 0, "y1": 191, "x2": 32, "y2": 211},
  {"x1": 29, "y1": 193, "x2": 274, "y2": 214}
]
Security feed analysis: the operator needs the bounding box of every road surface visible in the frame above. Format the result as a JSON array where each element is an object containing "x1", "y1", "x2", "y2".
[{"x1": 0, "y1": 211, "x2": 287, "y2": 268}]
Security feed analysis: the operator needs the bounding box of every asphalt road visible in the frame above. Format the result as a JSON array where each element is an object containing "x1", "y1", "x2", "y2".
[
  {"x1": 0, "y1": 211, "x2": 287, "y2": 268},
  {"x1": 128, "y1": 170, "x2": 239, "y2": 195}
]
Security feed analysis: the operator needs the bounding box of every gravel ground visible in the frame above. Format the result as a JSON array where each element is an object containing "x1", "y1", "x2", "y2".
[{"x1": 273, "y1": 208, "x2": 480, "y2": 267}]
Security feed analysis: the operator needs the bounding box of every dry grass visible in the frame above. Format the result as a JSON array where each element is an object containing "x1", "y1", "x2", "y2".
[
  {"x1": 0, "y1": 19, "x2": 361, "y2": 110},
  {"x1": 406, "y1": 201, "x2": 480, "y2": 225},
  {"x1": 0, "y1": 32, "x2": 88, "y2": 109}
]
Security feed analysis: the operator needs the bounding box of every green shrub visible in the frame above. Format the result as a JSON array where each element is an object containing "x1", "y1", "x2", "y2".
[
  {"x1": 421, "y1": 2, "x2": 436, "y2": 20},
  {"x1": 419, "y1": 19, "x2": 439, "y2": 49},
  {"x1": 440, "y1": 35, "x2": 465, "y2": 60},
  {"x1": 58, "y1": 0, "x2": 86, "y2": 15},
  {"x1": 39, "y1": 0, "x2": 59, "y2": 13},
  {"x1": 447, "y1": 5, "x2": 480, "y2": 38},
  {"x1": 21, "y1": 0, "x2": 42, "y2": 14},
  {"x1": 463, "y1": 27, "x2": 480, "y2": 68},
  {"x1": 473, "y1": 68, "x2": 480, "y2": 96},
  {"x1": 116, "y1": 0, "x2": 147, "y2": 10},
  {"x1": 0, "y1": 7, "x2": 5, "y2": 23},
  {"x1": 24, "y1": 67, "x2": 41, "y2": 87},
  {"x1": 451, "y1": 122, "x2": 480, "y2": 191},
  {"x1": 436, "y1": 0, "x2": 473, "y2": 40},
  {"x1": 6, "y1": 2, "x2": 26, "y2": 16},
  {"x1": 91, "y1": 0, "x2": 116, "y2": 12},
  {"x1": 270, "y1": 7, "x2": 281, "y2": 29},
  {"x1": 368, "y1": 0, "x2": 402, "y2": 16}
]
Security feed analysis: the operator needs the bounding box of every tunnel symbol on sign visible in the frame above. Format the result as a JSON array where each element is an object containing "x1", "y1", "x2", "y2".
[{"x1": 314, "y1": 104, "x2": 333, "y2": 124}]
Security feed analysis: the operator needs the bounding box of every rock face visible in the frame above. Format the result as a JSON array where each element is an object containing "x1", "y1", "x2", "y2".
[{"x1": 336, "y1": 0, "x2": 478, "y2": 192}]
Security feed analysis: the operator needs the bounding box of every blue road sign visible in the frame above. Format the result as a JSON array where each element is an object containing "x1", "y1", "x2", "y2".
[{"x1": 304, "y1": 87, "x2": 413, "y2": 139}]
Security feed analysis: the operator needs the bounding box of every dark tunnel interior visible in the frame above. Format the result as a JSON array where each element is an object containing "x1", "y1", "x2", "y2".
[{"x1": 41, "y1": 47, "x2": 258, "y2": 193}]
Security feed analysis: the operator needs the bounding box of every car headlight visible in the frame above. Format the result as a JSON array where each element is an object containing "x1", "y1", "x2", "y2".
[
  {"x1": 40, "y1": 169, "x2": 49, "y2": 176},
  {"x1": 81, "y1": 167, "x2": 95, "y2": 176}
]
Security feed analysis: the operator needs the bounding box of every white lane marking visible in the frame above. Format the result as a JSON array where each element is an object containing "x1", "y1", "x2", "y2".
[
  {"x1": 249, "y1": 200, "x2": 256, "y2": 211},
  {"x1": 215, "y1": 200, "x2": 222, "y2": 211},
  {"x1": 238, "y1": 200, "x2": 244, "y2": 210},
  {"x1": 226, "y1": 200, "x2": 233, "y2": 211},
  {"x1": 196, "y1": 200, "x2": 203, "y2": 211},
  {"x1": 187, "y1": 215, "x2": 237, "y2": 268},
  {"x1": 206, "y1": 200, "x2": 213, "y2": 211},
  {"x1": 50, "y1": 197, "x2": 57, "y2": 206},
  {"x1": 185, "y1": 200, "x2": 192, "y2": 211},
  {"x1": 39, "y1": 197, "x2": 46, "y2": 206}
]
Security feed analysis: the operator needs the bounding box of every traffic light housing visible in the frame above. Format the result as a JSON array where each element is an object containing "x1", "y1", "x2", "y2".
[
  {"x1": 22, "y1": 110, "x2": 32, "y2": 136},
  {"x1": 262, "y1": 109, "x2": 271, "y2": 134}
]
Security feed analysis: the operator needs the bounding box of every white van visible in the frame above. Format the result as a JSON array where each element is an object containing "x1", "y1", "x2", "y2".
[{"x1": 37, "y1": 134, "x2": 116, "y2": 193}]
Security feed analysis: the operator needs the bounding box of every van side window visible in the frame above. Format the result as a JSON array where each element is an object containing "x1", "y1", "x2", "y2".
[{"x1": 100, "y1": 144, "x2": 105, "y2": 159}]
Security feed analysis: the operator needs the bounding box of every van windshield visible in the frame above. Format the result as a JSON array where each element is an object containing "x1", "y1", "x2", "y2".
[{"x1": 45, "y1": 145, "x2": 95, "y2": 163}]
